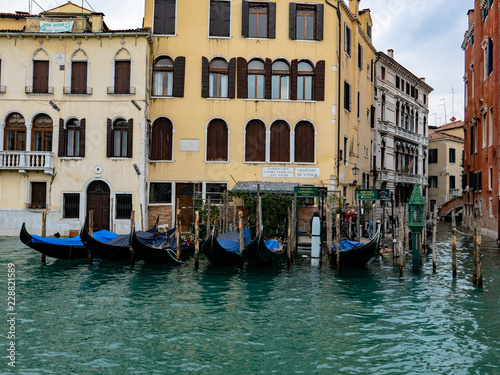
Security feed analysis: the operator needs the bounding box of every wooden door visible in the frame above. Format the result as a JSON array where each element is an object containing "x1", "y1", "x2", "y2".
[
  {"x1": 86, "y1": 181, "x2": 110, "y2": 232},
  {"x1": 176, "y1": 184, "x2": 195, "y2": 234}
]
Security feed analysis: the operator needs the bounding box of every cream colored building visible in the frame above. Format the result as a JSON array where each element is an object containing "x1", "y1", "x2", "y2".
[
  {"x1": 143, "y1": 0, "x2": 376, "y2": 230},
  {"x1": 428, "y1": 120, "x2": 464, "y2": 212},
  {"x1": 0, "y1": 3, "x2": 152, "y2": 235}
]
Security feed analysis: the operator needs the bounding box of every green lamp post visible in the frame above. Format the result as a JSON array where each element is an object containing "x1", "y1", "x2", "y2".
[{"x1": 408, "y1": 184, "x2": 425, "y2": 273}]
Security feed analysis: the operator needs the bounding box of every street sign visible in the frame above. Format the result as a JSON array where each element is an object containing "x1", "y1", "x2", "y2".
[
  {"x1": 355, "y1": 189, "x2": 390, "y2": 201},
  {"x1": 294, "y1": 186, "x2": 328, "y2": 197}
]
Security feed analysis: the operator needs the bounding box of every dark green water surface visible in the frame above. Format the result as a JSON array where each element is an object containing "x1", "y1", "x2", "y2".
[{"x1": 1, "y1": 221, "x2": 500, "y2": 374}]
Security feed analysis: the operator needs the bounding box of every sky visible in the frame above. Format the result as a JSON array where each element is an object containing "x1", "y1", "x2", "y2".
[{"x1": 2, "y1": 0, "x2": 473, "y2": 127}]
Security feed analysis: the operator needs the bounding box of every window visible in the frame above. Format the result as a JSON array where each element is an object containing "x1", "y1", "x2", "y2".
[
  {"x1": 112, "y1": 49, "x2": 132, "y2": 94},
  {"x1": 272, "y1": 60, "x2": 290, "y2": 100},
  {"x1": 429, "y1": 149, "x2": 438, "y2": 164},
  {"x1": 358, "y1": 44, "x2": 363, "y2": 70},
  {"x1": 63, "y1": 193, "x2": 80, "y2": 218},
  {"x1": 344, "y1": 23, "x2": 351, "y2": 56},
  {"x1": 429, "y1": 176, "x2": 438, "y2": 189},
  {"x1": 245, "y1": 119, "x2": 266, "y2": 162},
  {"x1": 489, "y1": 167, "x2": 493, "y2": 190},
  {"x1": 489, "y1": 107, "x2": 493, "y2": 146},
  {"x1": 344, "y1": 81, "x2": 351, "y2": 112},
  {"x1": 381, "y1": 66, "x2": 385, "y2": 80},
  {"x1": 209, "y1": 0, "x2": 231, "y2": 37},
  {"x1": 242, "y1": 2, "x2": 276, "y2": 38},
  {"x1": 107, "y1": 118, "x2": 133, "y2": 158},
  {"x1": 150, "y1": 117, "x2": 173, "y2": 161},
  {"x1": 4, "y1": 113, "x2": 26, "y2": 151},
  {"x1": 297, "y1": 61, "x2": 313, "y2": 100},
  {"x1": 153, "y1": 0, "x2": 176, "y2": 35},
  {"x1": 270, "y1": 120, "x2": 290, "y2": 162},
  {"x1": 470, "y1": 123, "x2": 474, "y2": 155},
  {"x1": 210, "y1": 58, "x2": 229, "y2": 98},
  {"x1": 153, "y1": 56, "x2": 173, "y2": 96},
  {"x1": 449, "y1": 175, "x2": 456, "y2": 189},
  {"x1": 247, "y1": 59, "x2": 265, "y2": 99},
  {"x1": 206, "y1": 183, "x2": 228, "y2": 202},
  {"x1": 343, "y1": 137, "x2": 349, "y2": 166},
  {"x1": 484, "y1": 38, "x2": 493, "y2": 79},
  {"x1": 206, "y1": 119, "x2": 228, "y2": 161},
  {"x1": 396, "y1": 75, "x2": 400, "y2": 89},
  {"x1": 68, "y1": 49, "x2": 89, "y2": 95},
  {"x1": 31, "y1": 49, "x2": 50, "y2": 94},
  {"x1": 381, "y1": 94, "x2": 386, "y2": 121},
  {"x1": 30, "y1": 182, "x2": 46, "y2": 208},
  {"x1": 366, "y1": 23, "x2": 371, "y2": 38},
  {"x1": 482, "y1": 111, "x2": 487, "y2": 149},
  {"x1": 31, "y1": 114, "x2": 52, "y2": 152},
  {"x1": 357, "y1": 91, "x2": 360, "y2": 119},
  {"x1": 116, "y1": 194, "x2": 133, "y2": 219},
  {"x1": 149, "y1": 182, "x2": 172, "y2": 204},
  {"x1": 289, "y1": 3, "x2": 323, "y2": 41},
  {"x1": 449, "y1": 148, "x2": 456, "y2": 164},
  {"x1": 59, "y1": 118, "x2": 85, "y2": 157},
  {"x1": 294, "y1": 121, "x2": 314, "y2": 163}
]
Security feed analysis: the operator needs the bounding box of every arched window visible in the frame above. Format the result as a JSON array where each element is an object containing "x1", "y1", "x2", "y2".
[
  {"x1": 297, "y1": 61, "x2": 314, "y2": 100},
  {"x1": 70, "y1": 49, "x2": 88, "y2": 94},
  {"x1": 210, "y1": 58, "x2": 228, "y2": 98},
  {"x1": 294, "y1": 121, "x2": 314, "y2": 163},
  {"x1": 62, "y1": 118, "x2": 85, "y2": 157},
  {"x1": 272, "y1": 60, "x2": 290, "y2": 100},
  {"x1": 153, "y1": 56, "x2": 174, "y2": 96},
  {"x1": 32, "y1": 49, "x2": 50, "y2": 94},
  {"x1": 270, "y1": 120, "x2": 290, "y2": 162},
  {"x1": 113, "y1": 49, "x2": 131, "y2": 94},
  {"x1": 207, "y1": 119, "x2": 228, "y2": 161},
  {"x1": 4, "y1": 113, "x2": 26, "y2": 151},
  {"x1": 247, "y1": 59, "x2": 265, "y2": 99},
  {"x1": 32, "y1": 114, "x2": 52, "y2": 151},
  {"x1": 150, "y1": 117, "x2": 173, "y2": 161},
  {"x1": 245, "y1": 120, "x2": 266, "y2": 162}
]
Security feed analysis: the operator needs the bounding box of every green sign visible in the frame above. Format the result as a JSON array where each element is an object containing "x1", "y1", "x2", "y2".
[
  {"x1": 40, "y1": 21, "x2": 74, "y2": 33},
  {"x1": 355, "y1": 189, "x2": 390, "y2": 201},
  {"x1": 294, "y1": 187, "x2": 327, "y2": 197}
]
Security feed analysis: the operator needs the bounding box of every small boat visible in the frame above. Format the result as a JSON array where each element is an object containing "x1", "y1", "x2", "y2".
[
  {"x1": 130, "y1": 227, "x2": 195, "y2": 264},
  {"x1": 244, "y1": 230, "x2": 287, "y2": 267},
  {"x1": 202, "y1": 228, "x2": 253, "y2": 267},
  {"x1": 20, "y1": 223, "x2": 116, "y2": 260},
  {"x1": 331, "y1": 229, "x2": 381, "y2": 269}
]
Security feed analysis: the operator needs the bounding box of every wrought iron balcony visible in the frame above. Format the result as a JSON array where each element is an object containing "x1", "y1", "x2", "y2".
[
  {"x1": 63, "y1": 86, "x2": 93, "y2": 95},
  {"x1": 0, "y1": 151, "x2": 54, "y2": 173}
]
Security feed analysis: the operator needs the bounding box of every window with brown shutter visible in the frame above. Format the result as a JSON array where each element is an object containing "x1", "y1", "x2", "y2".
[
  {"x1": 202, "y1": 57, "x2": 209, "y2": 98},
  {"x1": 245, "y1": 120, "x2": 266, "y2": 162},
  {"x1": 271, "y1": 60, "x2": 290, "y2": 100},
  {"x1": 153, "y1": 56, "x2": 174, "y2": 96},
  {"x1": 33, "y1": 61, "x2": 49, "y2": 93},
  {"x1": 108, "y1": 118, "x2": 132, "y2": 158},
  {"x1": 314, "y1": 60, "x2": 325, "y2": 101},
  {"x1": 209, "y1": 58, "x2": 229, "y2": 98},
  {"x1": 297, "y1": 60, "x2": 313, "y2": 100},
  {"x1": 228, "y1": 58, "x2": 236, "y2": 99},
  {"x1": 30, "y1": 182, "x2": 47, "y2": 207},
  {"x1": 247, "y1": 59, "x2": 264, "y2": 99},
  {"x1": 209, "y1": 0, "x2": 231, "y2": 37},
  {"x1": 207, "y1": 119, "x2": 228, "y2": 161},
  {"x1": 150, "y1": 117, "x2": 173, "y2": 161},
  {"x1": 153, "y1": 0, "x2": 176, "y2": 35},
  {"x1": 114, "y1": 60, "x2": 131, "y2": 94},
  {"x1": 64, "y1": 118, "x2": 84, "y2": 157},
  {"x1": 290, "y1": 3, "x2": 322, "y2": 41},
  {"x1": 237, "y1": 57, "x2": 248, "y2": 98},
  {"x1": 294, "y1": 121, "x2": 314, "y2": 163},
  {"x1": 270, "y1": 120, "x2": 290, "y2": 162},
  {"x1": 71, "y1": 61, "x2": 88, "y2": 94},
  {"x1": 173, "y1": 56, "x2": 185, "y2": 97}
]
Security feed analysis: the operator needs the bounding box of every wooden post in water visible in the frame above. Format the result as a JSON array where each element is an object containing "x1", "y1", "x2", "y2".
[
  {"x1": 87, "y1": 209, "x2": 94, "y2": 263},
  {"x1": 207, "y1": 197, "x2": 211, "y2": 238},
  {"x1": 336, "y1": 213, "x2": 341, "y2": 273},
  {"x1": 194, "y1": 210, "x2": 200, "y2": 270},
  {"x1": 404, "y1": 205, "x2": 409, "y2": 260},
  {"x1": 477, "y1": 221, "x2": 483, "y2": 288},
  {"x1": 287, "y1": 207, "x2": 292, "y2": 269},
  {"x1": 291, "y1": 194, "x2": 297, "y2": 258},
  {"x1": 327, "y1": 200, "x2": 332, "y2": 263},
  {"x1": 139, "y1": 203, "x2": 143, "y2": 231},
  {"x1": 256, "y1": 184, "x2": 262, "y2": 234},
  {"x1": 397, "y1": 206, "x2": 403, "y2": 276},
  {"x1": 423, "y1": 200, "x2": 429, "y2": 254},
  {"x1": 130, "y1": 210, "x2": 135, "y2": 266},
  {"x1": 431, "y1": 206, "x2": 437, "y2": 272},
  {"x1": 41, "y1": 208, "x2": 47, "y2": 263},
  {"x1": 233, "y1": 198, "x2": 237, "y2": 232},
  {"x1": 356, "y1": 199, "x2": 361, "y2": 241},
  {"x1": 176, "y1": 209, "x2": 181, "y2": 261},
  {"x1": 472, "y1": 206, "x2": 478, "y2": 286},
  {"x1": 348, "y1": 216, "x2": 352, "y2": 239},
  {"x1": 239, "y1": 210, "x2": 244, "y2": 254},
  {"x1": 451, "y1": 208, "x2": 457, "y2": 278}
]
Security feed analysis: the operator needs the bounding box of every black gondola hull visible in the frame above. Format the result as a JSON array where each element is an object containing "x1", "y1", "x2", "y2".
[
  {"x1": 244, "y1": 233, "x2": 287, "y2": 267},
  {"x1": 80, "y1": 225, "x2": 131, "y2": 261},
  {"x1": 201, "y1": 233, "x2": 245, "y2": 267},
  {"x1": 330, "y1": 231, "x2": 381, "y2": 269}
]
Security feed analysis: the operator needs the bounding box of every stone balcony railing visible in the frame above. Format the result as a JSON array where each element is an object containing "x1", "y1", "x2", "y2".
[
  {"x1": 449, "y1": 189, "x2": 460, "y2": 198},
  {"x1": 396, "y1": 172, "x2": 422, "y2": 184},
  {"x1": 0, "y1": 151, "x2": 54, "y2": 173},
  {"x1": 396, "y1": 127, "x2": 421, "y2": 143}
]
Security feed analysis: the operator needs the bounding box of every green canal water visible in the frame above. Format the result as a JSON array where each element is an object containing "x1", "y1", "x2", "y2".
[{"x1": 1, "y1": 221, "x2": 500, "y2": 374}]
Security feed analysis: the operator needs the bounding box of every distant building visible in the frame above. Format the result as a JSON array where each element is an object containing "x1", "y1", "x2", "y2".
[
  {"x1": 428, "y1": 120, "x2": 464, "y2": 213},
  {"x1": 462, "y1": 1, "x2": 499, "y2": 239},
  {"x1": 373, "y1": 49, "x2": 433, "y2": 210}
]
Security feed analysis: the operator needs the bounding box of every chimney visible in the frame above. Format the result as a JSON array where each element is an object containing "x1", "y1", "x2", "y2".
[
  {"x1": 90, "y1": 13, "x2": 104, "y2": 32},
  {"x1": 387, "y1": 49, "x2": 394, "y2": 59}
]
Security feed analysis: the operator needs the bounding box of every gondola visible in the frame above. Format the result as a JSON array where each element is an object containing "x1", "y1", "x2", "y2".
[
  {"x1": 202, "y1": 228, "x2": 254, "y2": 267},
  {"x1": 20, "y1": 223, "x2": 116, "y2": 260},
  {"x1": 129, "y1": 226, "x2": 195, "y2": 264},
  {"x1": 330, "y1": 229, "x2": 381, "y2": 269},
  {"x1": 244, "y1": 230, "x2": 287, "y2": 267}
]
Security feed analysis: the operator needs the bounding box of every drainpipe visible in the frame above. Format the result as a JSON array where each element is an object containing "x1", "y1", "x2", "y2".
[{"x1": 325, "y1": 0, "x2": 342, "y2": 190}]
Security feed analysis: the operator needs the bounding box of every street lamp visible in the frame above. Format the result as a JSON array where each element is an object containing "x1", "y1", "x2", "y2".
[
  {"x1": 351, "y1": 164, "x2": 359, "y2": 176},
  {"x1": 408, "y1": 184, "x2": 425, "y2": 273}
]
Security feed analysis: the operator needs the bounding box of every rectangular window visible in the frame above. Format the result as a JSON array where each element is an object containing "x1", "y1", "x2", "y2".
[
  {"x1": 113, "y1": 128, "x2": 128, "y2": 157},
  {"x1": 381, "y1": 66, "x2": 385, "y2": 80},
  {"x1": 249, "y1": 3, "x2": 268, "y2": 38},
  {"x1": 357, "y1": 91, "x2": 360, "y2": 119},
  {"x1": 344, "y1": 23, "x2": 351, "y2": 56},
  {"x1": 116, "y1": 194, "x2": 133, "y2": 219},
  {"x1": 482, "y1": 112, "x2": 487, "y2": 149},
  {"x1": 396, "y1": 75, "x2": 400, "y2": 89},
  {"x1": 206, "y1": 183, "x2": 228, "y2": 203},
  {"x1": 33, "y1": 61, "x2": 49, "y2": 93},
  {"x1": 114, "y1": 60, "x2": 131, "y2": 94},
  {"x1": 30, "y1": 182, "x2": 47, "y2": 208},
  {"x1": 429, "y1": 176, "x2": 438, "y2": 188},
  {"x1": 63, "y1": 193, "x2": 80, "y2": 218},
  {"x1": 153, "y1": 0, "x2": 176, "y2": 35},
  {"x1": 489, "y1": 106, "x2": 493, "y2": 146},
  {"x1": 209, "y1": 0, "x2": 231, "y2": 37},
  {"x1": 449, "y1": 175, "x2": 456, "y2": 189},
  {"x1": 429, "y1": 149, "x2": 438, "y2": 164},
  {"x1": 366, "y1": 23, "x2": 371, "y2": 38},
  {"x1": 344, "y1": 81, "x2": 351, "y2": 112},
  {"x1": 149, "y1": 182, "x2": 172, "y2": 204},
  {"x1": 489, "y1": 167, "x2": 493, "y2": 190},
  {"x1": 358, "y1": 44, "x2": 363, "y2": 69},
  {"x1": 343, "y1": 137, "x2": 349, "y2": 166},
  {"x1": 296, "y1": 4, "x2": 315, "y2": 40},
  {"x1": 449, "y1": 148, "x2": 456, "y2": 164}
]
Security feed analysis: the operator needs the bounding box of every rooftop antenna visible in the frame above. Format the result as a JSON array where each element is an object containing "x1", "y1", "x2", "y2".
[
  {"x1": 439, "y1": 99, "x2": 447, "y2": 124},
  {"x1": 450, "y1": 87, "x2": 456, "y2": 119}
]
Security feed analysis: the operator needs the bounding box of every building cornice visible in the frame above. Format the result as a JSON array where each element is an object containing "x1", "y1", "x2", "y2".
[
  {"x1": 0, "y1": 30, "x2": 154, "y2": 43},
  {"x1": 462, "y1": 23, "x2": 474, "y2": 51}
]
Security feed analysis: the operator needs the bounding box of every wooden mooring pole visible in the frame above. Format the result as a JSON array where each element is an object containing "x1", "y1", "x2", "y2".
[
  {"x1": 207, "y1": 197, "x2": 211, "y2": 238},
  {"x1": 239, "y1": 210, "x2": 244, "y2": 254},
  {"x1": 451, "y1": 208, "x2": 457, "y2": 278},
  {"x1": 327, "y1": 200, "x2": 332, "y2": 264},
  {"x1": 176, "y1": 209, "x2": 181, "y2": 261},
  {"x1": 398, "y1": 206, "x2": 403, "y2": 277},
  {"x1": 130, "y1": 209, "x2": 135, "y2": 266},
  {"x1": 287, "y1": 207, "x2": 292, "y2": 270},
  {"x1": 194, "y1": 211, "x2": 200, "y2": 270},
  {"x1": 88, "y1": 209, "x2": 94, "y2": 264},
  {"x1": 41, "y1": 209, "x2": 47, "y2": 263},
  {"x1": 432, "y1": 206, "x2": 437, "y2": 273},
  {"x1": 291, "y1": 194, "x2": 297, "y2": 258},
  {"x1": 336, "y1": 213, "x2": 341, "y2": 273},
  {"x1": 472, "y1": 207, "x2": 483, "y2": 288}
]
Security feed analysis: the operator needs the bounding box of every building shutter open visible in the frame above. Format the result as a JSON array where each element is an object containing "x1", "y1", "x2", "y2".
[{"x1": 173, "y1": 56, "x2": 186, "y2": 97}]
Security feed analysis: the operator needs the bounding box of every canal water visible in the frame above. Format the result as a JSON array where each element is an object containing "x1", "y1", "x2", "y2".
[{"x1": 1, "y1": 221, "x2": 500, "y2": 374}]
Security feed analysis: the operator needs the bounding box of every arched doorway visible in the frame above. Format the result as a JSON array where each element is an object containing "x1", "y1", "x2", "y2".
[{"x1": 87, "y1": 180, "x2": 111, "y2": 232}]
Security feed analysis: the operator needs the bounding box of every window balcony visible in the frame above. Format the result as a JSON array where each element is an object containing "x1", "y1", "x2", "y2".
[
  {"x1": 63, "y1": 86, "x2": 93, "y2": 95},
  {"x1": 396, "y1": 127, "x2": 421, "y2": 143},
  {"x1": 396, "y1": 172, "x2": 421, "y2": 184},
  {"x1": 107, "y1": 87, "x2": 136, "y2": 95},
  {"x1": 449, "y1": 188, "x2": 460, "y2": 198},
  {"x1": 0, "y1": 151, "x2": 54, "y2": 173},
  {"x1": 25, "y1": 86, "x2": 54, "y2": 95}
]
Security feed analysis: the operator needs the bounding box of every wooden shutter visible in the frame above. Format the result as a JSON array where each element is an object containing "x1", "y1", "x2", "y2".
[
  {"x1": 245, "y1": 120, "x2": 266, "y2": 162},
  {"x1": 237, "y1": 57, "x2": 248, "y2": 98},
  {"x1": 151, "y1": 118, "x2": 173, "y2": 160},
  {"x1": 241, "y1": 1, "x2": 249, "y2": 37},
  {"x1": 295, "y1": 121, "x2": 314, "y2": 163},
  {"x1": 207, "y1": 120, "x2": 228, "y2": 161},
  {"x1": 114, "y1": 61, "x2": 130, "y2": 94},
  {"x1": 315, "y1": 60, "x2": 325, "y2": 101},
  {"x1": 80, "y1": 119, "x2": 86, "y2": 157},
  {"x1": 264, "y1": 58, "x2": 272, "y2": 99},
  {"x1": 106, "y1": 118, "x2": 113, "y2": 157},
  {"x1": 33, "y1": 61, "x2": 49, "y2": 93},
  {"x1": 289, "y1": 3, "x2": 296, "y2": 40},
  {"x1": 290, "y1": 59, "x2": 298, "y2": 100},
  {"x1": 173, "y1": 56, "x2": 186, "y2": 97},
  {"x1": 210, "y1": 0, "x2": 230, "y2": 37},
  {"x1": 201, "y1": 57, "x2": 209, "y2": 98},
  {"x1": 31, "y1": 182, "x2": 47, "y2": 205},
  {"x1": 228, "y1": 58, "x2": 236, "y2": 99},
  {"x1": 58, "y1": 118, "x2": 65, "y2": 157},
  {"x1": 126, "y1": 118, "x2": 133, "y2": 157},
  {"x1": 315, "y1": 4, "x2": 323, "y2": 41},
  {"x1": 268, "y1": 2, "x2": 276, "y2": 39},
  {"x1": 71, "y1": 62, "x2": 87, "y2": 94},
  {"x1": 154, "y1": 0, "x2": 176, "y2": 34},
  {"x1": 270, "y1": 121, "x2": 290, "y2": 162}
]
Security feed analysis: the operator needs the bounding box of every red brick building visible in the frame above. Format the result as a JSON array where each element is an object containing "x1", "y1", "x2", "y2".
[{"x1": 462, "y1": 0, "x2": 499, "y2": 239}]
